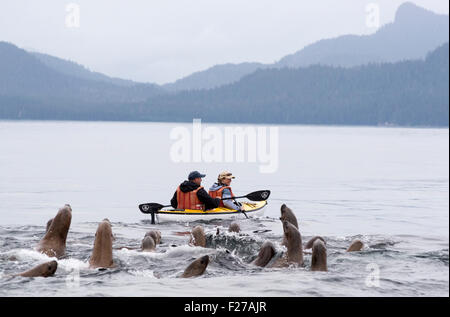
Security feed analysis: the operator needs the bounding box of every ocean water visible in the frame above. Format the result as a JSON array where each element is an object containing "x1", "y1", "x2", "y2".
[{"x1": 0, "y1": 121, "x2": 448, "y2": 296}]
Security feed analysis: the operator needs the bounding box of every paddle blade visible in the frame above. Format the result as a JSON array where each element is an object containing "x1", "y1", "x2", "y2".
[
  {"x1": 245, "y1": 190, "x2": 271, "y2": 201},
  {"x1": 139, "y1": 203, "x2": 164, "y2": 214}
]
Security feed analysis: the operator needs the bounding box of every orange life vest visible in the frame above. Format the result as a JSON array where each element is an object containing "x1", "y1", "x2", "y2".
[
  {"x1": 176, "y1": 186, "x2": 205, "y2": 210},
  {"x1": 208, "y1": 186, "x2": 234, "y2": 208}
]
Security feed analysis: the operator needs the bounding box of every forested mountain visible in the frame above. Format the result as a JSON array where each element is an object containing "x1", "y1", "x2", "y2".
[
  {"x1": 0, "y1": 42, "x2": 162, "y2": 118},
  {"x1": 1, "y1": 43, "x2": 447, "y2": 126},
  {"x1": 164, "y1": 2, "x2": 449, "y2": 92},
  {"x1": 163, "y1": 62, "x2": 266, "y2": 91},
  {"x1": 134, "y1": 43, "x2": 448, "y2": 126},
  {"x1": 32, "y1": 51, "x2": 140, "y2": 87}
]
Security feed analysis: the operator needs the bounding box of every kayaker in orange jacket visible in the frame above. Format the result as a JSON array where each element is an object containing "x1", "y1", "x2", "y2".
[
  {"x1": 209, "y1": 171, "x2": 245, "y2": 211},
  {"x1": 170, "y1": 171, "x2": 220, "y2": 210}
]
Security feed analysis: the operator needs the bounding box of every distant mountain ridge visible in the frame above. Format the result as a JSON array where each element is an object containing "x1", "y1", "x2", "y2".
[
  {"x1": 276, "y1": 2, "x2": 449, "y2": 68},
  {"x1": 32, "y1": 52, "x2": 140, "y2": 87},
  {"x1": 163, "y1": 62, "x2": 266, "y2": 92},
  {"x1": 136, "y1": 43, "x2": 448, "y2": 126},
  {"x1": 11, "y1": 2, "x2": 449, "y2": 92},
  {"x1": 166, "y1": 2, "x2": 449, "y2": 91},
  {"x1": 0, "y1": 42, "x2": 163, "y2": 106},
  {"x1": 1, "y1": 42, "x2": 448, "y2": 126},
  {"x1": 0, "y1": 2, "x2": 448, "y2": 126}
]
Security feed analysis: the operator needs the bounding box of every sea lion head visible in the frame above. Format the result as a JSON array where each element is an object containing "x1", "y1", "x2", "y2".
[
  {"x1": 347, "y1": 239, "x2": 364, "y2": 252},
  {"x1": 190, "y1": 226, "x2": 206, "y2": 247},
  {"x1": 311, "y1": 240, "x2": 327, "y2": 271},
  {"x1": 282, "y1": 220, "x2": 303, "y2": 265},
  {"x1": 181, "y1": 255, "x2": 209, "y2": 278},
  {"x1": 45, "y1": 204, "x2": 72, "y2": 240},
  {"x1": 43, "y1": 260, "x2": 58, "y2": 277},
  {"x1": 141, "y1": 236, "x2": 156, "y2": 252},
  {"x1": 37, "y1": 205, "x2": 72, "y2": 258},
  {"x1": 228, "y1": 222, "x2": 241, "y2": 233},
  {"x1": 280, "y1": 204, "x2": 298, "y2": 229},
  {"x1": 253, "y1": 241, "x2": 276, "y2": 267},
  {"x1": 305, "y1": 236, "x2": 326, "y2": 249},
  {"x1": 19, "y1": 260, "x2": 58, "y2": 278},
  {"x1": 145, "y1": 230, "x2": 161, "y2": 244},
  {"x1": 89, "y1": 219, "x2": 114, "y2": 269}
]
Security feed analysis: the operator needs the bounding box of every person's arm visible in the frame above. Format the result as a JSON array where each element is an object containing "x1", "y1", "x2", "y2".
[
  {"x1": 170, "y1": 191, "x2": 178, "y2": 209},
  {"x1": 221, "y1": 188, "x2": 241, "y2": 210},
  {"x1": 197, "y1": 188, "x2": 220, "y2": 209}
]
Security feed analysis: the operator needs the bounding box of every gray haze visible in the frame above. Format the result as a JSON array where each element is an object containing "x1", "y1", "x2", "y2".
[{"x1": 0, "y1": 0, "x2": 448, "y2": 84}]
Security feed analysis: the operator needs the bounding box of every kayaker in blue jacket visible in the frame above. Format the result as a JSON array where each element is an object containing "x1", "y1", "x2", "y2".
[{"x1": 209, "y1": 171, "x2": 244, "y2": 211}]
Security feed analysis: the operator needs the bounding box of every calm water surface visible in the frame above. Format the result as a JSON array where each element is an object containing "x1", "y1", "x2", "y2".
[{"x1": 0, "y1": 121, "x2": 448, "y2": 296}]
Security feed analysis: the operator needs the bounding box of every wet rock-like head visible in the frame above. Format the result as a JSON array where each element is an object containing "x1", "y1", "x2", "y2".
[
  {"x1": 190, "y1": 226, "x2": 206, "y2": 247},
  {"x1": 280, "y1": 204, "x2": 298, "y2": 229},
  {"x1": 43, "y1": 260, "x2": 58, "y2": 277},
  {"x1": 141, "y1": 236, "x2": 156, "y2": 252},
  {"x1": 37, "y1": 205, "x2": 72, "y2": 258},
  {"x1": 347, "y1": 239, "x2": 364, "y2": 252},
  {"x1": 46, "y1": 204, "x2": 72, "y2": 240},
  {"x1": 145, "y1": 230, "x2": 161, "y2": 244},
  {"x1": 253, "y1": 241, "x2": 276, "y2": 267},
  {"x1": 19, "y1": 260, "x2": 58, "y2": 278},
  {"x1": 228, "y1": 222, "x2": 241, "y2": 233},
  {"x1": 181, "y1": 255, "x2": 210, "y2": 278},
  {"x1": 311, "y1": 240, "x2": 327, "y2": 272},
  {"x1": 89, "y1": 219, "x2": 114, "y2": 269},
  {"x1": 305, "y1": 236, "x2": 326, "y2": 249},
  {"x1": 282, "y1": 220, "x2": 303, "y2": 265}
]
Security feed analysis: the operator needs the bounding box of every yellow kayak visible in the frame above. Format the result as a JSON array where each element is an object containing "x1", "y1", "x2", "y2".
[{"x1": 154, "y1": 201, "x2": 267, "y2": 223}]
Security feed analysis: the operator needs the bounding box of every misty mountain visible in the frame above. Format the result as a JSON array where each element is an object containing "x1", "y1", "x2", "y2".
[
  {"x1": 277, "y1": 2, "x2": 449, "y2": 68},
  {"x1": 163, "y1": 62, "x2": 267, "y2": 91},
  {"x1": 0, "y1": 42, "x2": 164, "y2": 108},
  {"x1": 165, "y1": 2, "x2": 449, "y2": 92},
  {"x1": 32, "y1": 51, "x2": 140, "y2": 87},
  {"x1": 2, "y1": 43, "x2": 447, "y2": 126},
  {"x1": 139, "y1": 43, "x2": 449, "y2": 126}
]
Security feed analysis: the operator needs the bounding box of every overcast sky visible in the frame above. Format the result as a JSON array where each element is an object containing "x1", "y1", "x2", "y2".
[{"x1": 0, "y1": 0, "x2": 448, "y2": 84}]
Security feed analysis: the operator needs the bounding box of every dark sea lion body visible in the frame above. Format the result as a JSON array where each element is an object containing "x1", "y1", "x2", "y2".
[
  {"x1": 36, "y1": 205, "x2": 72, "y2": 258},
  {"x1": 89, "y1": 220, "x2": 114, "y2": 269},
  {"x1": 269, "y1": 221, "x2": 304, "y2": 268},
  {"x1": 280, "y1": 204, "x2": 298, "y2": 228},
  {"x1": 190, "y1": 226, "x2": 206, "y2": 247},
  {"x1": 17, "y1": 260, "x2": 58, "y2": 277},
  {"x1": 181, "y1": 255, "x2": 209, "y2": 278},
  {"x1": 280, "y1": 204, "x2": 298, "y2": 246},
  {"x1": 141, "y1": 236, "x2": 156, "y2": 252},
  {"x1": 347, "y1": 239, "x2": 364, "y2": 252},
  {"x1": 282, "y1": 221, "x2": 303, "y2": 265},
  {"x1": 253, "y1": 241, "x2": 276, "y2": 267},
  {"x1": 305, "y1": 236, "x2": 326, "y2": 249},
  {"x1": 311, "y1": 240, "x2": 327, "y2": 271}
]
